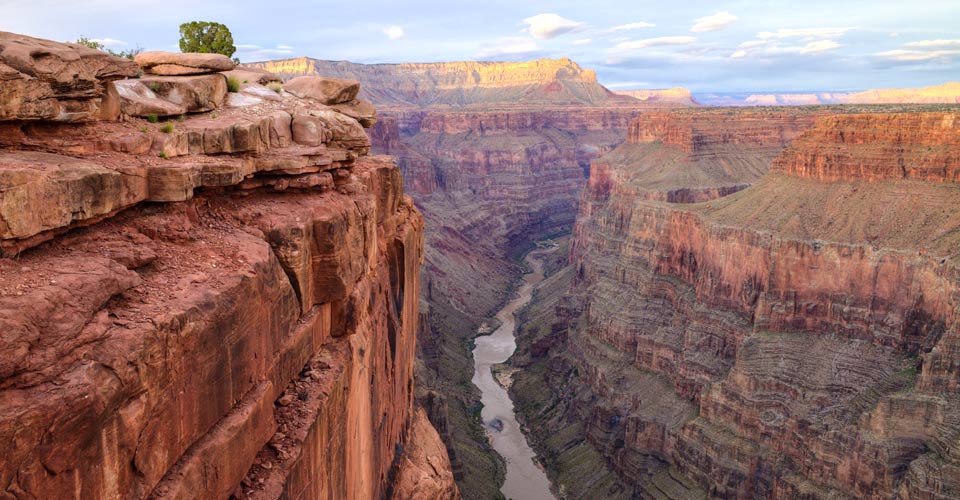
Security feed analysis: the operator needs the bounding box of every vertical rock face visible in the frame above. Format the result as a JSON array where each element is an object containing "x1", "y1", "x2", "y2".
[
  {"x1": 511, "y1": 109, "x2": 960, "y2": 499},
  {"x1": 0, "y1": 34, "x2": 457, "y2": 500}
]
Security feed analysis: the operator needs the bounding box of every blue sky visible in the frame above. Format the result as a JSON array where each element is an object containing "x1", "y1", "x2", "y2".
[{"x1": 2, "y1": 0, "x2": 957, "y2": 92}]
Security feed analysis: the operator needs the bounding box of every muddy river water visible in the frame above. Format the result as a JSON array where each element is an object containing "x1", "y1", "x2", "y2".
[{"x1": 471, "y1": 247, "x2": 557, "y2": 500}]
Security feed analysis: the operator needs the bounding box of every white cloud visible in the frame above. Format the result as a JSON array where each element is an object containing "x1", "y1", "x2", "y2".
[
  {"x1": 606, "y1": 22, "x2": 656, "y2": 33},
  {"x1": 903, "y1": 39, "x2": 960, "y2": 48},
  {"x1": 522, "y1": 13, "x2": 584, "y2": 40},
  {"x1": 476, "y1": 36, "x2": 540, "y2": 58},
  {"x1": 797, "y1": 40, "x2": 841, "y2": 54},
  {"x1": 615, "y1": 36, "x2": 697, "y2": 50},
  {"x1": 757, "y1": 27, "x2": 853, "y2": 40},
  {"x1": 383, "y1": 26, "x2": 405, "y2": 40},
  {"x1": 91, "y1": 37, "x2": 127, "y2": 47},
  {"x1": 572, "y1": 38, "x2": 592, "y2": 45},
  {"x1": 235, "y1": 44, "x2": 296, "y2": 61},
  {"x1": 691, "y1": 11, "x2": 738, "y2": 33},
  {"x1": 731, "y1": 50, "x2": 747, "y2": 59}
]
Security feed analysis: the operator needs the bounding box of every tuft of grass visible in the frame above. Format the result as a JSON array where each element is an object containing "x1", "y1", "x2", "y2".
[
  {"x1": 146, "y1": 114, "x2": 159, "y2": 123},
  {"x1": 159, "y1": 123, "x2": 174, "y2": 134},
  {"x1": 226, "y1": 76, "x2": 241, "y2": 93},
  {"x1": 242, "y1": 79, "x2": 249, "y2": 84},
  {"x1": 210, "y1": 111, "x2": 218, "y2": 119},
  {"x1": 267, "y1": 81, "x2": 283, "y2": 94},
  {"x1": 158, "y1": 151, "x2": 167, "y2": 159},
  {"x1": 140, "y1": 126, "x2": 148, "y2": 134},
  {"x1": 176, "y1": 114, "x2": 186, "y2": 122},
  {"x1": 148, "y1": 82, "x2": 162, "y2": 93}
]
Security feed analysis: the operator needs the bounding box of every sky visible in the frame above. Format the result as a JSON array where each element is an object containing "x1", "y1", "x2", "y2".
[{"x1": 2, "y1": 0, "x2": 958, "y2": 92}]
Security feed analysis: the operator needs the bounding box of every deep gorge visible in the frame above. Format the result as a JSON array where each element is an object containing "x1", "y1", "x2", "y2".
[{"x1": 2, "y1": 27, "x2": 960, "y2": 500}]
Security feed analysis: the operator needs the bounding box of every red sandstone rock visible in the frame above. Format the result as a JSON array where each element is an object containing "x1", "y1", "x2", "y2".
[
  {"x1": 0, "y1": 31, "x2": 137, "y2": 121},
  {"x1": 285, "y1": 76, "x2": 361, "y2": 105},
  {"x1": 135, "y1": 51, "x2": 236, "y2": 74},
  {"x1": 0, "y1": 31, "x2": 444, "y2": 500},
  {"x1": 389, "y1": 409, "x2": 461, "y2": 500}
]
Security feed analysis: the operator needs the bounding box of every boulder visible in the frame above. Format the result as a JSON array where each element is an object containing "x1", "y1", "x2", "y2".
[
  {"x1": 331, "y1": 99, "x2": 377, "y2": 128},
  {"x1": 0, "y1": 31, "x2": 138, "y2": 121},
  {"x1": 138, "y1": 74, "x2": 227, "y2": 113},
  {"x1": 285, "y1": 76, "x2": 360, "y2": 105},
  {"x1": 113, "y1": 80, "x2": 187, "y2": 117},
  {"x1": 135, "y1": 51, "x2": 236, "y2": 75},
  {"x1": 221, "y1": 68, "x2": 281, "y2": 85},
  {"x1": 291, "y1": 108, "x2": 370, "y2": 153}
]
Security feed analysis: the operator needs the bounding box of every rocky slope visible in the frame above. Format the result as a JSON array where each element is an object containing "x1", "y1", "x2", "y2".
[
  {"x1": 0, "y1": 32, "x2": 457, "y2": 500},
  {"x1": 511, "y1": 108, "x2": 960, "y2": 499}
]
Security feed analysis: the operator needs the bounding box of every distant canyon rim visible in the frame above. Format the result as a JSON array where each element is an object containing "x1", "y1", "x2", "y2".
[{"x1": 1, "y1": 28, "x2": 959, "y2": 500}]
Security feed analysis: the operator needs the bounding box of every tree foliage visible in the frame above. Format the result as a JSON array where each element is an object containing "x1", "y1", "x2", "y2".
[
  {"x1": 73, "y1": 36, "x2": 143, "y2": 59},
  {"x1": 178, "y1": 21, "x2": 237, "y2": 58}
]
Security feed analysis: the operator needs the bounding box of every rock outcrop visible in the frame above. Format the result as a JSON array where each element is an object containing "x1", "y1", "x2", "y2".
[
  {"x1": 511, "y1": 108, "x2": 960, "y2": 499},
  {"x1": 0, "y1": 31, "x2": 138, "y2": 121},
  {"x1": 0, "y1": 33, "x2": 457, "y2": 500},
  {"x1": 135, "y1": 51, "x2": 237, "y2": 76}
]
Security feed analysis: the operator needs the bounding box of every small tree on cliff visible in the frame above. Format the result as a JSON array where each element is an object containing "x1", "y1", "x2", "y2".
[
  {"x1": 178, "y1": 21, "x2": 237, "y2": 60},
  {"x1": 73, "y1": 36, "x2": 142, "y2": 59}
]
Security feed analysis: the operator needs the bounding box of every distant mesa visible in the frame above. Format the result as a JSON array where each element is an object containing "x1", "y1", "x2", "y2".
[
  {"x1": 696, "y1": 82, "x2": 960, "y2": 106},
  {"x1": 242, "y1": 57, "x2": 649, "y2": 109},
  {"x1": 615, "y1": 88, "x2": 698, "y2": 106}
]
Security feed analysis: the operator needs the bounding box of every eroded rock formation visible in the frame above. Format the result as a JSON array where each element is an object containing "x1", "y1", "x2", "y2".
[
  {"x1": 0, "y1": 36, "x2": 457, "y2": 500},
  {"x1": 511, "y1": 108, "x2": 960, "y2": 499}
]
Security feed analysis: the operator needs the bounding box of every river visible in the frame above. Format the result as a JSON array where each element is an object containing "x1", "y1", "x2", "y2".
[{"x1": 471, "y1": 246, "x2": 557, "y2": 500}]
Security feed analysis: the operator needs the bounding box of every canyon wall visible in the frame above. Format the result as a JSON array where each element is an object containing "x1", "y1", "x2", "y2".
[
  {"x1": 0, "y1": 32, "x2": 457, "y2": 500},
  {"x1": 511, "y1": 108, "x2": 960, "y2": 499},
  {"x1": 245, "y1": 57, "x2": 639, "y2": 109},
  {"x1": 246, "y1": 55, "x2": 669, "y2": 497}
]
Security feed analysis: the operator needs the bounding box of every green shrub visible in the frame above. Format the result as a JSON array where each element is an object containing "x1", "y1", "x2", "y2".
[
  {"x1": 158, "y1": 151, "x2": 167, "y2": 159},
  {"x1": 267, "y1": 81, "x2": 283, "y2": 93},
  {"x1": 226, "y1": 76, "x2": 241, "y2": 93},
  {"x1": 148, "y1": 82, "x2": 162, "y2": 93},
  {"x1": 147, "y1": 114, "x2": 159, "y2": 123},
  {"x1": 159, "y1": 123, "x2": 174, "y2": 134}
]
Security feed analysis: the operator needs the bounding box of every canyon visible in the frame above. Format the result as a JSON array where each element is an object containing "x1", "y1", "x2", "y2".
[
  {"x1": 3, "y1": 26, "x2": 959, "y2": 500},
  {"x1": 0, "y1": 32, "x2": 456, "y2": 499},
  {"x1": 509, "y1": 107, "x2": 960, "y2": 499},
  {"x1": 248, "y1": 55, "x2": 683, "y2": 498}
]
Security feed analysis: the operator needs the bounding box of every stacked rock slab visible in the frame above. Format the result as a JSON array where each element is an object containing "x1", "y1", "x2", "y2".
[
  {"x1": 0, "y1": 31, "x2": 138, "y2": 121},
  {"x1": 0, "y1": 34, "x2": 458, "y2": 500}
]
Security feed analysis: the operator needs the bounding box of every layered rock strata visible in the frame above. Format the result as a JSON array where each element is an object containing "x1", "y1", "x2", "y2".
[
  {"x1": 248, "y1": 55, "x2": 676, "y2": 497},
  {"x1": 512, "y1": 109, "x2": 960, "y2": 499},
  {"x1": 0, "y1": 35, "x2": 457, "y2": 500}
]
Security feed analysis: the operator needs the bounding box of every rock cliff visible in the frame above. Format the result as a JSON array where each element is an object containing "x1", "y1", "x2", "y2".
[
  {"x1": 511, "y1": 108, "x2": 960, "y2": 499},
  {"x1": 0, "y1": 32, "x2": 457, "y2": 500}
]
